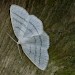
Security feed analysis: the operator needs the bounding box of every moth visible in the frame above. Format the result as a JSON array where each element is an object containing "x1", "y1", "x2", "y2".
[{"x1": 10, "y1": 4, "x2": 50, "y2": 70}]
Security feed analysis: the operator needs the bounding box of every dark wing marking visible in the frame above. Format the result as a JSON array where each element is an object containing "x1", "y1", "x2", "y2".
[
  {"x1": 12, "y1": 12, "x2": 26, "y2": 21},
  {"x1": 15, "y1": 27, "x2": 25, "y2": 33},
  {"x1": 13, "y1": 17, "x2": 26, "y2": 28}
]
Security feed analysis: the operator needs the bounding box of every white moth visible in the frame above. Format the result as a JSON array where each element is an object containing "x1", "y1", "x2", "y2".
[{"x1": 10, "y1": 4, "x2": 50, "y2": 70}]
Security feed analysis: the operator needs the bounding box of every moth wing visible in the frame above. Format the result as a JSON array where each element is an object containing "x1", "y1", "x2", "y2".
[
  {"x1": 21, "y1": 32, "x2": 49, "y2": 70},
  {"x1": 10, "y1": 4, "x2": 29, "y2": 39},
  {"x1": 23, "y1": 15, "x2": 43, "y2": 38}
]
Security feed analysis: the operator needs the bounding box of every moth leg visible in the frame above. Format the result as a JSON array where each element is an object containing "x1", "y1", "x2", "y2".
[
  {"x1": 7, "y1": 32, "x2": 23, "y2": 60},
  {"x1": 17, "y1": 44, "x2": 23, "y2": 60}
]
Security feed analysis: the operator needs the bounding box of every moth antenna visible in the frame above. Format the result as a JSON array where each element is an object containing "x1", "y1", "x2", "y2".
[{"x1": 6, "y1": 32, "x2": 17, "y2": 43}]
